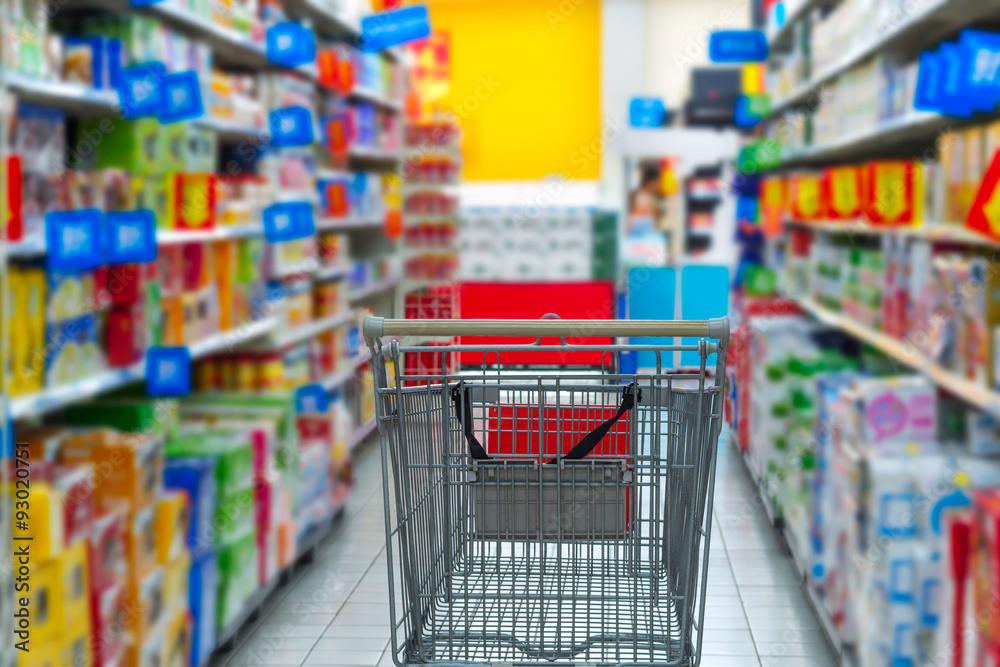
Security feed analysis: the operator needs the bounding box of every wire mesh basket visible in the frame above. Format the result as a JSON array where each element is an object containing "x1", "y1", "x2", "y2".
[{"x1": 365, "y1": 316, "x2": 730, "y2": 667}]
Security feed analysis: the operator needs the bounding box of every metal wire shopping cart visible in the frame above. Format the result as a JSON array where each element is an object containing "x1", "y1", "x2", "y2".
[{"x1": 364, "y1": 316, "x2": 730, "y2": 667}]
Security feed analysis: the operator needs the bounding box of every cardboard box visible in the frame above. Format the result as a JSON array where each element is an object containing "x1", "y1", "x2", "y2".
[
  {"x1": 53, "y1": 464, "x2": 95, "y2": 546},
  {"x1": 156, "y1": 491, "x2": 190, "y2": 565},
  {"x1": 164, "y1": 458, "x2": 217, "y2": 559},
  {"x1": 128, "y1": 566, "x2": 166, "y2": 641},
  {"x1": 164, "y1": 611, "x2": 192, "y2": 667},
  {"x1": 91, "y1": 579, "x2": 129, "y2": 667},
  {"x1": 60, "y1": 538, "x2": 92, "y2": 625},
  {"x1": 11, "y1": 481, "x2": 65, "y2": 561},
  {"x1": 90, "y1": 434, "x2": 164, "y2": 511},
  {"x1": 88, "y1": 507, "x2": 128, "y2": 596},
  {"x1": 166, "y1": 173, "x2": 216, "y2": 230},
  {"x1": 44, "y1": 313, "x2": 105, "y2": 388},
  {"x1": 824, "y1": 166, "x2": 865, "y2": 220},
  {"x1": 163, "y1": 551, "x2": 191, "y2": 619},
  {"x1": 127, "y1": 504, "x2": 158, "y2": 581},
  {"x1": 864, "y1": 160, "x2": 923, "y2": 226},
  {"x1": 789, "y1": 173, "x2": 826, "y2": 221}
]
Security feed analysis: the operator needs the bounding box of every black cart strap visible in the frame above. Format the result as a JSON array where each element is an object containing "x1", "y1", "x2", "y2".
[
  {"x1": 451, "y1": 385, "x2": 491, "y2": 460},
  {"x1": 548, "y1": 383, "x2": 641, "y2": 464},
  {"x1": 450, "y1": 383, "x2": 642, "y2": 463}
]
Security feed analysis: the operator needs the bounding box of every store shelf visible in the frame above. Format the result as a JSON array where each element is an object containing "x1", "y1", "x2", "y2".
[
  {"x1": 786, "y1": 218, "x2": 1000, "y2": 248},
  {"x1": 9, "y1": 317, "x2": 280, "y2": 420},
  {"x1": 348, "y1": 417, "x2": 377, "y2": 450},
  {"x1": 788, "y1": 294, "x2": 1000, "y2": 416},
  {"x1": 6, "y1": 74, "x2": 118, "y2": 116},
  {"x1": 778, "y1": 110, "x2": 946, "y2": 166},
  {"x1": 348, "y1": 86, "x2": 403, "y2": 111},
  {"x1": 271, "y1": 258, "x2": 321, "y2": 279},
  {"x1": 322, "y1": 351, "x2": 371, "y2": 391},
  {"x1": 350, "y1": 276, "x2": 400, "y2": 302},
  {"x1": 195, "y1": 115, "x2": 268, "y2": 142},
  {"x1": 317, "y1": 216, "x2": 385, "y2": 231},
  {"x1": 765, "y1": 0, "x2": 833, "y2": 51},
  {"x1": 315, "y1": 263, "x2": 352, "y2": 281},
  {"x1": 403, "y1": 246, "x2": 456, "y2": 256},
  {"x1": 7, "y1": 223, "x2": 265, "y2": 257},
  {"x1": 282, "y1": 0, "x2": 358, "y2": 37},
  {"x1": 402, "y1": 182, "x2": 460, "y2": 193},
  {"x1": 267, "y1": 310, "x2": 355, "y2": 349},
  {"x1": 767, "y1": 0, "x2": 993, "y2": 116},
  {"x1": 348, "y1": 145, "x2": 401, "y2": 163},
  {"x1": 404, "y1": 214, "x2": 457, "y2": 225}
]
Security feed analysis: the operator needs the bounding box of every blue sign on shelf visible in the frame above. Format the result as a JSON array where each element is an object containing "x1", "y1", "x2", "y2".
[
  {"x1": 914, "y1": 48, "x2": 944, "y2": 114},
  {"x1": 263, "y1": 202, "x2": 316, "y2": 243},
  {"x1": 734, "y1": 96, "x2": 761, "y2": 128},
  {"x1": 159, "y1": 71, "x2": 204, "y2": 123},
  {"x1": 146, "y1": 347, "x2": 192, "y2": 397},
  {"x1": 270, "y1": 106, "x2": 315, "y2": 147},
  {"x1": 267, "y1": 22, "x2": 316, "y2": 67},
  {"x1": 737, "y1": 196, "x2": 759, "y2": 223},
  {"x1": 296, "y1": 384, "x2": 331, "y2": 414},
  {"x1": 117, "y1": 63, "x2": 166, "y2": 119},
  {"x1": 105, "y1": 210, "x2": 157, "y2": 264},
  {"x1": 960, "y1": 29, "x2": 1000, "y2": 111},
  {"x1": 359, "y1": 5, "x2": 431, "y2": 53},
  {"x1": 46, "y1": 209, "x2": 103, "y2": 272},
  {"x1": 709, "y1": 30, "x2": 768, "y2": 63},
  {"x1": 629, "y1": 98, "x2": 666, "y2": 127},
  {"x1": 939, "y1": 41, "x2": 976, "y2": 118}
]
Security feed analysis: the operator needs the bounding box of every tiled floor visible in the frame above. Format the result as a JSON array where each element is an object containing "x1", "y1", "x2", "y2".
[{"x1": 212, "y1": 434, "x2": 840, "y2": 667}]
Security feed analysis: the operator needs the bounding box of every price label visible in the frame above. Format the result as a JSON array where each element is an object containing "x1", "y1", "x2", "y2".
[
  {"x1": 708, "y1": 30, "x2": 768, "y2": 63},
  {"x1": 263, "y1": 202, "x2": 316, "y2": 242},
  {"x1": 47, "y1": 209, "x2": 103, "y2": 271},
  {"x1": 358, "y1": 6, "x2": 431, "y2": 52},
  {"x1": 269, "y1": 106, "x2": 315, "y2": 147},
  {"x1": 267, "y1": 22, "x2": 316, "y2": 67},
  {"x1": 117, "y1": 63, "x2": 166, "y2": 119},
  {"x1": 296, "y1": 384, "x2": 330, "y2": 414},
  {"x1": 106, "y1": 210, "x2": 157, "y2": 264},
  {"x1": 146, "y1": 347, "x2": 192, "y2": 397},
  {"x1": 158, "y1": 71, "x2": 203, "y2": 124}
]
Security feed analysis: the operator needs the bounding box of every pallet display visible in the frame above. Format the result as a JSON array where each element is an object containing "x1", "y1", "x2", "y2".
[{"x1": 0, "y1": 2, "x2": 404, "y2": 666}]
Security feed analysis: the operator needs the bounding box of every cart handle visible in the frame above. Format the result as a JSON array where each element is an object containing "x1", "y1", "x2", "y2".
[{"x1": 364, "y1": 316, "x2": 730, "y2": 341}]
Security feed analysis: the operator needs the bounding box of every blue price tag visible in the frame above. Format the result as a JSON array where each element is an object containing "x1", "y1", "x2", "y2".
[
  {"x1": 960, "y1": 29, "x2": 1000, "y2": 111},
  {"x1": 117, "y1": 63, "x2": 165, "y2": 119},
  {"x1": 146, "y1": 347, "x2": 192, "y2": 397},
  {"x1": 267, "y1": 22, "x2": 316, "y2": 67},
  {"x1": 629, "y1": 98, "x2": 666, "y2": 127},
  {"x1": 296, "y1": 384, "x2": 330, "y2": 414},
  {"x1": 938, "y1": 41, "x2": 976, "y2": 118},
  {"x1": 263, "y1": 202, "x2": 316, "y2": 242},
  {"x1": 914, "y1": 48, "x2": 944, "y2": 114},
  {"x1": 47, "y1": 209, "x2": 103, "y2": 272},
  {"x1": 105, "y1": 210, "x2": 157, "y2": 264},
  {"x1": 736, "y1": 196, "x2": 759, "y2": 223},
  {"x1": 158, "y1": 71, "x2": 204, "y2": 124},
  {"x1": 270, "y1": 106, "x2": 315, "y2": 147},
  {"x1": 359, "y1": 5, "x2": 431, "y2": 53},
  {"x1": 709, "y1": 30, "x2": 768, "y2": 63}
]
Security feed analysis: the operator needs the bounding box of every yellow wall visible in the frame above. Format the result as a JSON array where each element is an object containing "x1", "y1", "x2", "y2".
[{"x1": 426, "y1": 0, "x2": 602, "y2": 181}]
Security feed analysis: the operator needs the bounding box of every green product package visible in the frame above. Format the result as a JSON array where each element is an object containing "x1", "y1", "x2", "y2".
[
  {"x1": 166, "y1": 431, "x2": 253, "y2": 499},
  {"x1": 216, "y1": 529, "x2": 258, "y2": 631},
  {"x1": 64, "y1": 399, "x2": 179, "y2": 438}
]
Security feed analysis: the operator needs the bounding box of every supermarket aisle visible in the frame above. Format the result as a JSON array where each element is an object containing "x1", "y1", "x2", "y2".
[{"x1": 214, "y1": 435, "x2": 839, "y2": 667}]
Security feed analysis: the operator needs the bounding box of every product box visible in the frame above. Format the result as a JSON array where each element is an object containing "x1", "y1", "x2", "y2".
[
  {"x1": 61, "y1": 613, "x2": 94, "y2": 667},
  {"x1": 973, "y1": 489, "x2": 1000, "y2": 646},
  {"x1": 163, "y1": 550, "x2": 191, "y2": 619},
  {"x1": 125, "y1": 623, "x2": 165, "y2": 667},
  {"x1": 167, "y1": 431, "x2": 253, "y2": 500},
  {"x1": 824, "y1": 166, "x2": 866, "y2": 220},
  {"x1": 89, "y1": 117, "x2": 163, "y2": 176},
  {"x1": 47, "y1": 270, "x2": 98, "y2": 323},
  {"x1": 28, "y1": 557, "x2": 64, "y2": 644},
  {"x1": 164, "y1": 458, "x2": 217, "y2": 559},
  {"x1": 91, "y1": 579, "x2": 128, "y2": 667},
  {"x1": 91, "y1": 434, "x2": 164, "y2": 511},
  {"x1": 841, "y1": 376, "x2": 938, "y2": 453},
  {"x1": 106, "y1": 306, "x2": 146, "y2": 368},
  {"x1": 155, "y1": 490, "x2": 190, "y2": 564},
  {"x1": 60, "y1": 536, "x2": 93, "y2": 625},
  {"x1": 164, "y1": 610, "x2": 192, "y2": 667},
  {"x1": 128, "y1": 566, "x2": 166, "y2": 641},
  {"x1": 89, "y1": 507, "x2": 128, "y2": 593},
  {"x1": 44, "y1": 313, "x2": 105, "y2": 388},
  {"x1": 53, "y1": 464, "x2": 96, "y2": 546},
  {"x1": 216, "y1": 530, "x2": 258, "y2": 631},
  {"x1": 7, "y1": 263, "x2": 46, "y2": 396},
  {"x1": 127, "y1": 504, "x2": 158, "y2": 581},
  {"x1": 188, "y1": 552, "x2": 218, "y2": 667},
  {"x1": 864, "y1": 160, "x2": 923, "y2": 226},
  {"x1": 166, "y1": 173, "x2": 216, "y2": 230},
  {"x1": 789, "y1": 173, "x2": 826, "y2": 221},
  {"x1": 11, "y1": 481, "x2": 65, "y2": 561},
  {"x1": 133, "y1": 174, "x2": 168, "y2": 227}
]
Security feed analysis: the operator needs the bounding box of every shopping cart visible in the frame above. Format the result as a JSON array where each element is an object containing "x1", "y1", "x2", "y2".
[{"x1": 364, "y1": 316, "x2": 730, "y2": 667}]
